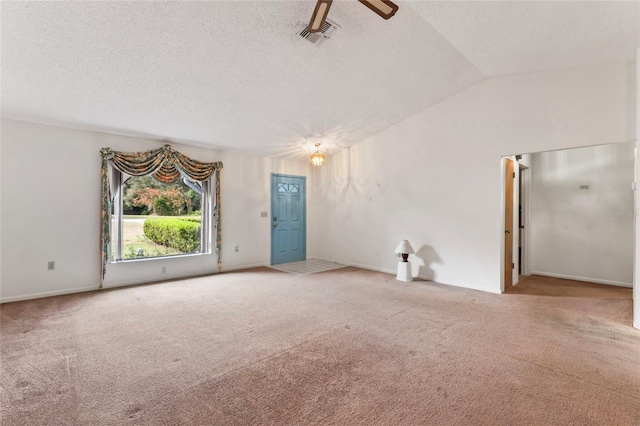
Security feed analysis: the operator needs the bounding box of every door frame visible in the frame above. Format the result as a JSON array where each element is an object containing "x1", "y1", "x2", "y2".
[
  {"x1": 503, "y1": 158, "x2": 515, "y2": 291},
  {"x1": 501, "y1": 156, "x2": 530, "y2": 292},
  {"x1": 519, "y1": 164, "x2": 531, "y2": 277},
  {"x1": 270, "y1": 173, "x2": 307, "y2": 265}
]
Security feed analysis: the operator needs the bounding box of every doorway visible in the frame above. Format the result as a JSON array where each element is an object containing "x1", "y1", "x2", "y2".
[
  {"x1": 502, "y1": 142, "x2": 635, "y2": 293},
  {"x1": 271, "y1": 173, "x2": 306, "y2": 265}
]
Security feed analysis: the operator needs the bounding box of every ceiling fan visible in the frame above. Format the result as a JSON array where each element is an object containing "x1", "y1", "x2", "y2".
[{"x1": 307, "y1": 0, "x2": 399, "y2": 33}]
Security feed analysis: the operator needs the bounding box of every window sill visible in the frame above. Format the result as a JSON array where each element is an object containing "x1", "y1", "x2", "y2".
[{"x1": 110, "y1": 252, "x2": 212, "y2": 264}]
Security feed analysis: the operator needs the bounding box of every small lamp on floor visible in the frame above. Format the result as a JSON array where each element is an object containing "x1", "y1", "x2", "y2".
[{"x1": 395, "y1": 240, "x2": 415, "y2": 282}]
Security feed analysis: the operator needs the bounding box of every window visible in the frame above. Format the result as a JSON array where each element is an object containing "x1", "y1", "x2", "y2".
[
  {"x1": 277, "y1": 183, "x2": 299, "y2": 193},
  {"x1": 100, "y1": 144, "x2": 222, "y2": 285},
  {"x1": 110, "y1": 173, "x2": 213, "y2": 261}
]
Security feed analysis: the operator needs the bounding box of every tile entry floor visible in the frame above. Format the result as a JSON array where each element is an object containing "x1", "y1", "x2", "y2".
[{"x1": 269, "y1": 259, "x2": 347, "y2": 275}]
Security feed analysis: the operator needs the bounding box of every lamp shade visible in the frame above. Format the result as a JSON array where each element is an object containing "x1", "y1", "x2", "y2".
[{"x1": 394, "y1": 240, "x2": 415, "y2": 254}]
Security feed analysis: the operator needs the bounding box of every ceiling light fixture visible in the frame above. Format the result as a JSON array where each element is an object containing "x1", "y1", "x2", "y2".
[
  {"x1": 306, "y1": 0, "x2": 398, "y2": 34},
  {"x1": 310, "y1": 143, "x2": 326, "y2": 166},
  {"x1": 358, "y1": 0, "x2": 398, "y2": 20},
  {"x1": 308, "y1": 0, "x2": 333, "y2": 33}
]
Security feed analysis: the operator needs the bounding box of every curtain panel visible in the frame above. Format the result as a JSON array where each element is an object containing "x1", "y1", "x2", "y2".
[{"x1": 100, "y1": 144, "x2": 223, "y2": 287}]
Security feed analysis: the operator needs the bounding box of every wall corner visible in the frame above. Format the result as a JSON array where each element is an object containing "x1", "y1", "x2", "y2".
[{"x1": 634, "y1": 50, "x2": 640, "y2": 330}]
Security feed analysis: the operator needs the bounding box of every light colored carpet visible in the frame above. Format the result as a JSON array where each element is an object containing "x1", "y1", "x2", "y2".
[
  {"x1": 1, "y1": 269, "x2": 638, "y2": 425},
  {"x1": 269, "y1": 259, "x2": 346, "y2": 275}
]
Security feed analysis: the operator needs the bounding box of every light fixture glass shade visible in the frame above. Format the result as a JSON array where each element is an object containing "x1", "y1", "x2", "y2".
[
  {"x1": 310, "y1": 143, "x2": 326, "y2": 166},
  {"x1": 394, "y1": 240, "x2": 415, "y2": 254},
  {"x1": 310, "y1": 151, "x2": 325, "y2": 166}
]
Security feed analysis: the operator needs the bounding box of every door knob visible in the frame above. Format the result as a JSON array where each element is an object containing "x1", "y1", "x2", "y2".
[
  {"x1": 273, "y1": 223, "x2": 278, "y2": 228},
  {"x1": 505, "y1": 229, "x2": 510, "y2": 234}
]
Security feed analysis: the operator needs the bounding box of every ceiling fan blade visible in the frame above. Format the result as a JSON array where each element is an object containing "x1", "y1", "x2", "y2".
[
  {"x1": 307, "y1": 0, "x2": 333, "y2": 33},
  {"x1": 358, "y1": 0, "x2": 398, "y2": 20}
]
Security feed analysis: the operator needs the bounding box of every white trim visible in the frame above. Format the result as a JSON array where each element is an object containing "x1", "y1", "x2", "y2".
[
  {"x1": 223, "y1": 262, "x2": 270, "y2": 272},
  {"x1": 421, "y1": 276, "x2": 503, "y2": 294},
  {"x1": 634, "y1": 321, "x2": 640, "y2": 330},
  {"x1": 531, "y1": 271, "x2": 632, "y2": 288},
  {"x1": 104, "y1": 262, "x2": 270, "y2": 288},
  {"x1": 520, "y1": 165, "x2": 532, "y2": 276},
  {"x1": 111, "y1": 252, "x2": 210, "y2": 265},
  {"x1": 313, "y1": 256, "x2": 396, "y2": 275},
  {"x1": 1, "y1": 286, "x2": 98, "y2": 304},
  {"x1": 499, "y1": 156, "x2": 509, "y2": 293},
  {"x1": 109, "y1": 172, "x2": 213, "y2": 263},
  {"x1": 314, "y1": 256, "x2": 502, "y2": 294},
  {"x1": 512, "y1": 159, "x2": 520, "y2": 288},
  {"x1": 102, "y1": 274, "x2": 208, "y2": 289},
  {"x1": 2, "y1": 262, "x2": 272, "y2": 303}
]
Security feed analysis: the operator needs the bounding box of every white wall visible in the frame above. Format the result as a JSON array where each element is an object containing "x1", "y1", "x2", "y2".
[
  {"x1": 1, "y1": 59, "x2": 636, "y2": 305},
  {"x1": 310, "y1": 60, "x2": 636, "y2": 294},
  {"x1": 0, "y1": 119, "x2": 309, "y2": 302},
  {"x1": 529, "y1": 143, "x2": 635, "y2": 287}
]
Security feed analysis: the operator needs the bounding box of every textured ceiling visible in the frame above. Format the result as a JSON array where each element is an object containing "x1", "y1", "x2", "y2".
[
  {"x1": 410, "y1": 1, "x2": 640, "y2": 77},
  {"x1": 1, "y1": 1, "x2": 638, "y2": 158}
]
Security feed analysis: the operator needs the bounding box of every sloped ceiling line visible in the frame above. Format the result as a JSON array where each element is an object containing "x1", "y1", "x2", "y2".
[{"x1": 1, "y1": 1, "x2": 638, "y2": 159}]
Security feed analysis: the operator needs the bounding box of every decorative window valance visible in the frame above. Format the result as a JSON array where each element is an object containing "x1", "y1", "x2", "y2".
[{"x1": 100, "y1": 144, "x2": 223, "y2": 287}]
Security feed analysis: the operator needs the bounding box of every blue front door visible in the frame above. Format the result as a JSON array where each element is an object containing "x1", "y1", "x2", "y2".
[{"x1": 271, "y1": 174, "x2": 306, "y2": 265}]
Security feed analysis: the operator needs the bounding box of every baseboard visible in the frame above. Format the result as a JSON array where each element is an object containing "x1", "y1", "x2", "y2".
[
  {"x1": 1, "y1": 285, "x2": 99, "y2": 304},
  {"x1": 315, "y1": 257, "x2": 502, "y2": 294},
  {"x1": 103, "y1": 271, "x2": 213, "y2": 289},
  {"x1": 423, "y1": 277, "x2": 503, "y2": 294},
  {"x1": 1, "y1": 262, "x2": 272, "y2": 303},
  {"x1": 531, "y1": 271, "x2": 632, "y2": 288},
  {"x1": 313, "y1": 256, "x2": 396, "y2": 275},
  {"x1": 222, "y1": 262, "x2": 270, "y2": 272},
  {"x1": 103, "y1": 262, "x2": 272, "y2": 288},
  {"x1": 12, "y1": 264, "x2": 611, "y2": 304}
]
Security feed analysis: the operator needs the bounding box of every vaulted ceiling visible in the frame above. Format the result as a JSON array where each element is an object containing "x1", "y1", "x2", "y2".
[{"x1": 2, "y1": 1, "x2": 638, "y2": 158}]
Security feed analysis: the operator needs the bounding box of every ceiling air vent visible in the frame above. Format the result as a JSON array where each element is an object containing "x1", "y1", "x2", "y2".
[{"x1": 298, "y1": 19, "x2": 340, "y2": 44}]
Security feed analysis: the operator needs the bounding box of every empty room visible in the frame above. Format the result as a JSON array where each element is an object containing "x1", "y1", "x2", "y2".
[{"x1": 1, "y1": 1, "x2": 639, "y2": 425}]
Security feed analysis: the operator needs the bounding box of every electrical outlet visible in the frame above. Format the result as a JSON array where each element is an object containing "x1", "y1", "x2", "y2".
[
  {"x1": 161, "y1": 266, "x2": 167, "y2": 274},
  {"x1": 47, "y1": 261, "x2": 55, "y2": 271},
  {"x1": 235, "y1": 245, "x2": 240, "y2": 252}
]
